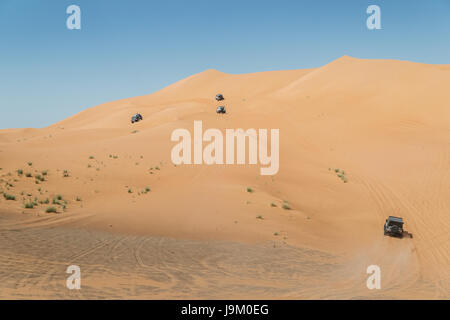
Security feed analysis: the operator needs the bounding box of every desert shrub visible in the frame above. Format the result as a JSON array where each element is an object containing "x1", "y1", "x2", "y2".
[
  {"x1": 53, "y1": 195, "x2": 63, "y2": 205},
  {"x1": 25, "y1": 173, "x2": 32, "y2": 178},
  {"x1": 246, "y1": 187, "x2": 254, "y2": 193},
  {"x1": 41, "y1": 170, "x2": 48, "y2": 176},
  {"x1": 27, "y1": 162, "x2": 32, "y2": 166},
  {"x1": 17, "y1": 169, "x2": 23, "y2": 176},
  {"x1": 46, "y1": 206, "x2": 57, "y2": 213},
  {"x1": 24, "y1": 202, "x2": 34, "y2": 209},
  {"x1": 256, "y1": 215, "x2": 264, "y2": 220},
  {"x1": 63, "y1": 170, "x2": 69, "y2": 177},
  {"x1": 3, "y1": 193, "x2": 15, "y2": 201},
  {"x1": 282, "y1": 201, "x2": 291, "y2": 210},
  {"x1": 270, "y1": 202, "x2": 277, "y2": 207}
]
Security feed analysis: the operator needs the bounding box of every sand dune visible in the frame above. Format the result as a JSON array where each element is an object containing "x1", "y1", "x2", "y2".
[{"x1": 1, "y1": 56, "x2": 449, "y2": 299}]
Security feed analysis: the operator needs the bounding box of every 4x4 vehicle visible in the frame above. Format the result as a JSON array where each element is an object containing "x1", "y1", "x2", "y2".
[
  {"x1": 216, "y1": 106, "x2": 226, "y2": 114},
  {"x1": 384, "y1": 216, "x2": 404, "y2": 237},
  {"x1": 216, "y1": 94, "x2": 224, "y2": 101},
  {"x1": 131, "y1": 113, "x2": 143, "y2": 124}
]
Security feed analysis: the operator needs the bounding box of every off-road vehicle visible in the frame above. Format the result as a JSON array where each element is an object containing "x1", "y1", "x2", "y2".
[
  {"x1": 216, "y1": 106, "x2": 226, "y2": 114},
  {"x1": 384, "y1": 216, "x2": 404, "y2": 237},
  {"x1": 131, "y1": 113, "x2": 143, "y2": 124},
  {"x1": 216, "y1": 94, "x2": 224, "y2": 101}
]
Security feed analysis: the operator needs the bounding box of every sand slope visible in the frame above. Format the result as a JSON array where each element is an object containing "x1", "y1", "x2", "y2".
[{"x1": 0, "y1": 56, "x2": 449, "y2": 299}]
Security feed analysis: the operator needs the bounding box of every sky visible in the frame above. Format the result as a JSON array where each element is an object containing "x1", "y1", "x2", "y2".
[{"x1": 0, "y1": 0, "x2": 449, "y2": 129}]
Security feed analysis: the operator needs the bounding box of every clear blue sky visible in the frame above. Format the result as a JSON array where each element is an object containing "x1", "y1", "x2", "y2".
[{"x1": 1, "y1": 0, "x2": 449, "y2": 129}]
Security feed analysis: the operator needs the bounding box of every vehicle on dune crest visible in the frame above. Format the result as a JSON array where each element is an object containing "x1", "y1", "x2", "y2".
[
  {"x1": 131, "y1": 113, "x2": 143, "y2": 124},
  {"x1": 216, "y1": 106, "x2": 226, "y2": 114},
  {"x1": 384, "y1": 216, "x2": 404, "y2": 238}
]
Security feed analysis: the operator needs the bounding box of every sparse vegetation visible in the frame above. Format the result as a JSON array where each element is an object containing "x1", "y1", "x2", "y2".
[
  {"x1": 282, "y1": 201, "x2": 291, "y2": 210},
  {"x1": 3, "y1": 193, "x2": 15, "y2": 201},
  {"x1": 247, "y1": 187, "x2": 254, "y2": 193},
  {"x1": 128, "y1": 188, "x2": 132, "y2": 193},
  {"x1": 63, "y1": 170, "x2": 69, "y2": 177},
  {"x1": 17, "y1": 169, "x2": 23, "y2": 176},
  {"x1": 144, "y1": 187, "x2": 151, "y2": 193},
  {"x1": 131, "y1": 130, "x2": 139, "y2": 134},
  {"x1": 334, "y1": 168, "x2": 348, "y2": 183},
  {"x1": 27, "y1": 162, "x2": 32, "y2": 166},
  {"x1": 24, "y1": 202, "x2": 34, "y2": 209},
  {"x1": 39, "y1": 198, "x2": 50, "y2": 204},
  {"x1": 256, "y1": 215, "x2": 264, "y2": 220},
  {"x1": 41, "y1": 170, "x2": 48, "y2": 176},
  {"x1": 89, "y1": 155, "x2": 94, "y2": 159},
  {"x1": 25, "y1": 173, "x2": 32, "y2": 178},
  {"x1": 76, "y1": 197, "x2": 82, "y2": 202},
  {"x1": 53, "y1": 195, "x2": 63, "y2": 205},
  {"x1": 35, "y1": 174, "x2": 45, "y2": 182},
  {"x1": 45, "y1": 206, "x2": 57, "y2": 213},
  {"x1": 270, "y1": 202, "x2": 277, "y2": 207}
]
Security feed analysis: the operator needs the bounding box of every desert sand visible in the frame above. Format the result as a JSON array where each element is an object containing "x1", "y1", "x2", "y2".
[{"x1": 0, "y1": 56, "x2": 449, "y2": 299}]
